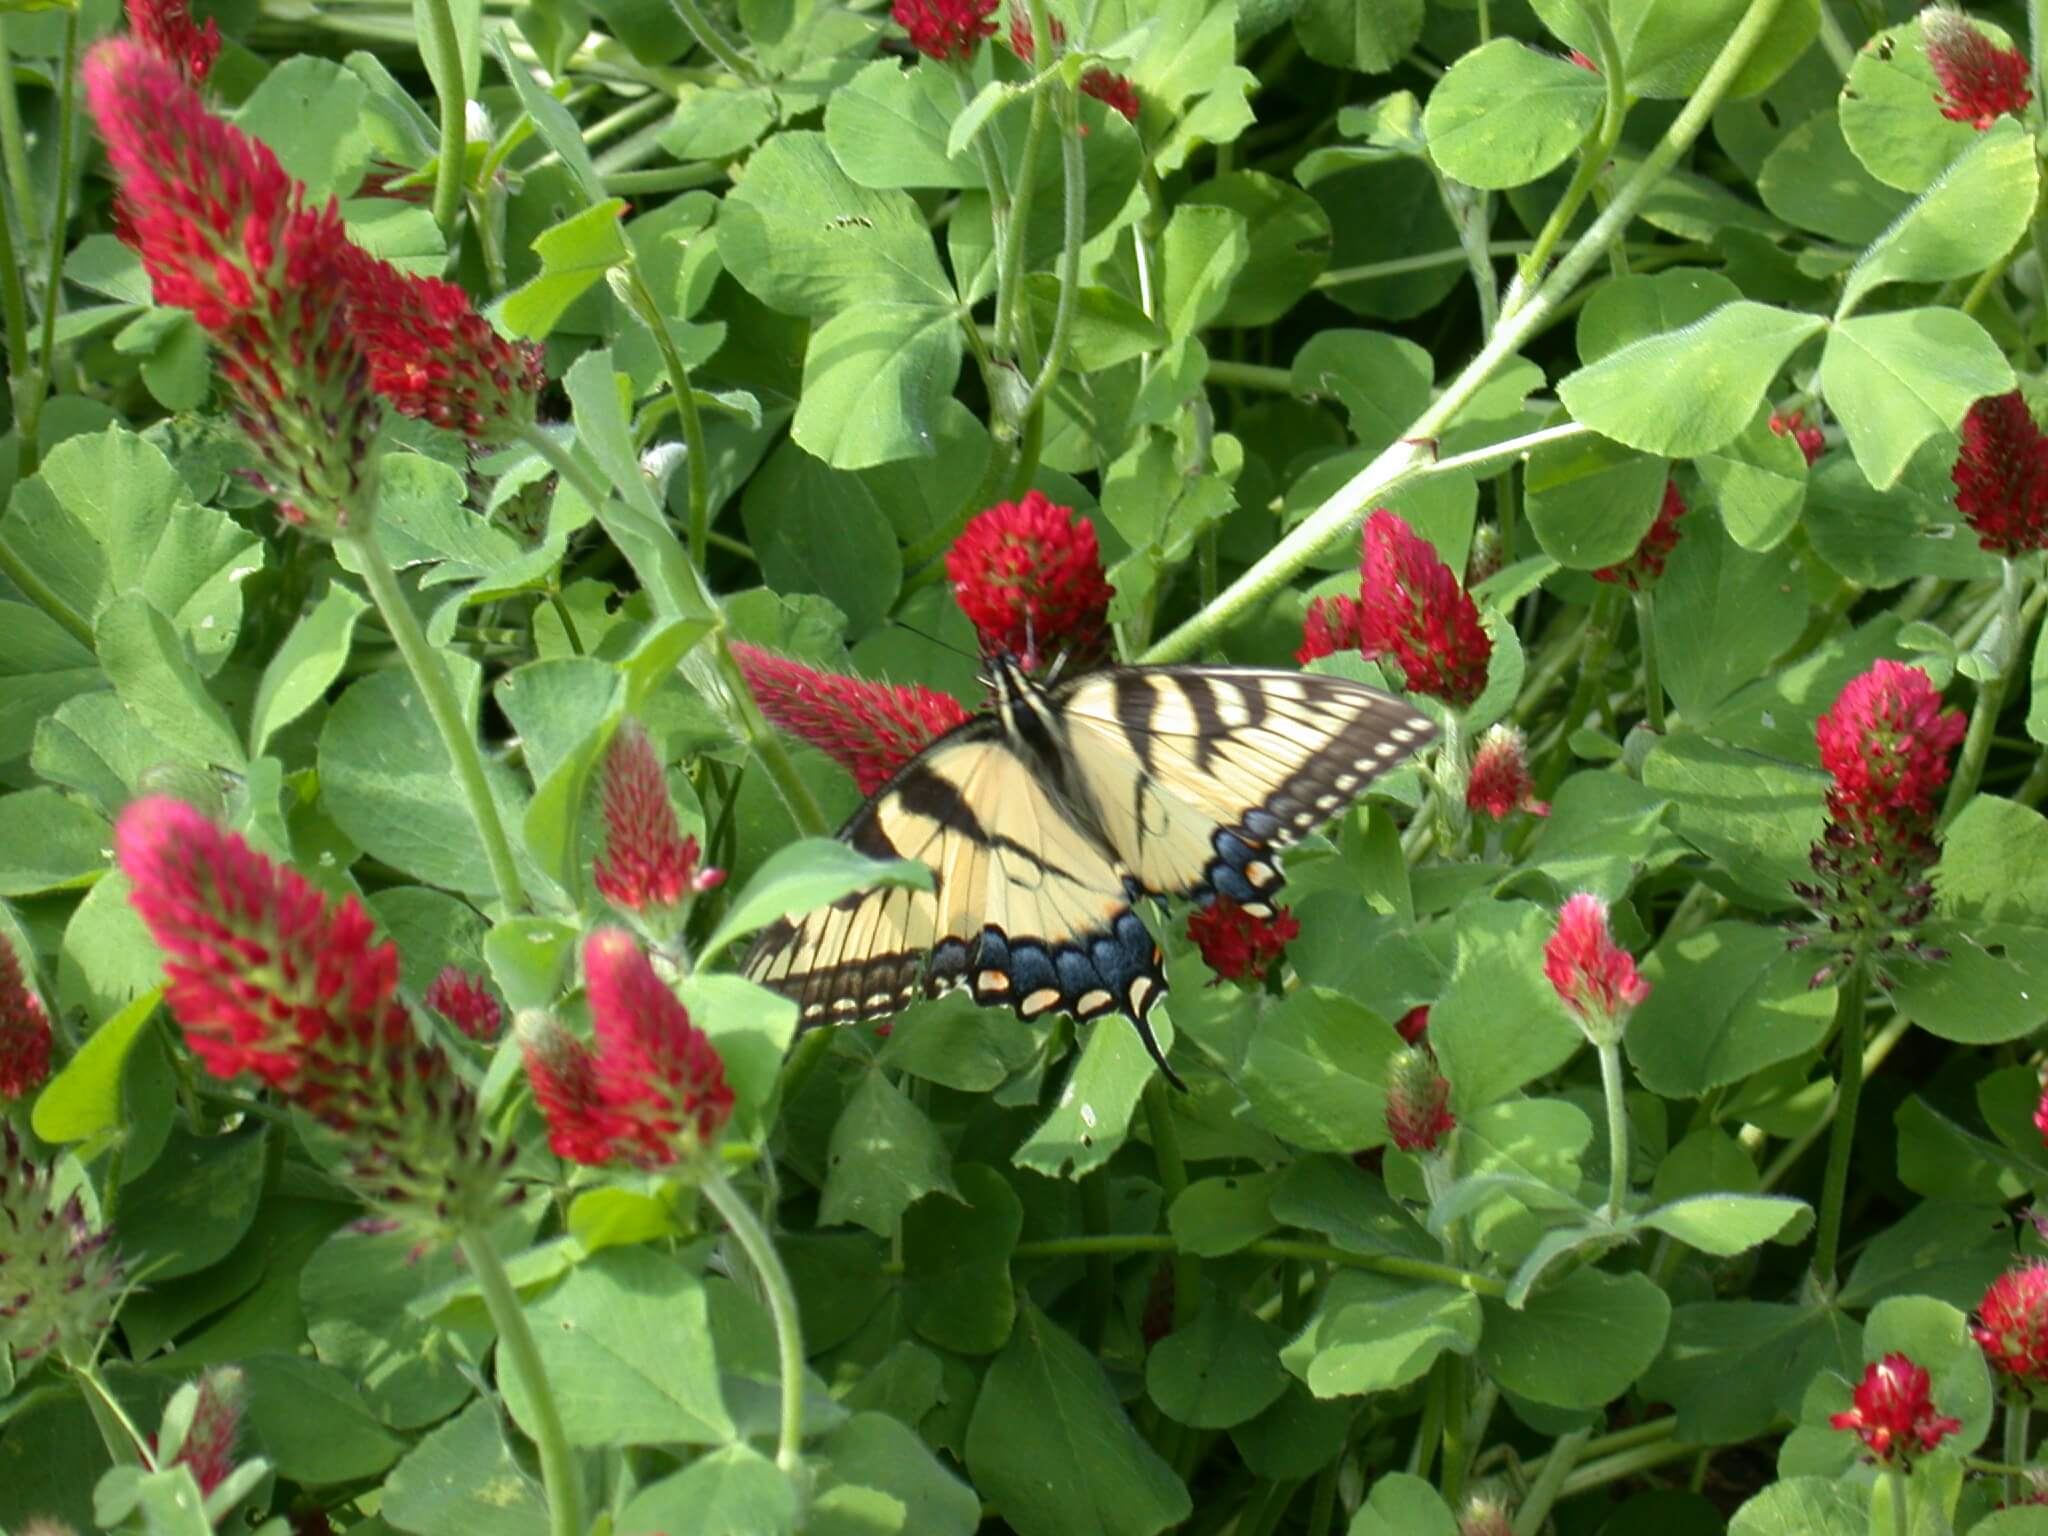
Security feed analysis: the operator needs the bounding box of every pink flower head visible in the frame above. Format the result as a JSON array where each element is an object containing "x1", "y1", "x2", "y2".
[
  {"x1": 1815, "y1": 661, "x2": 1966, "y2": 832},
  {"x1": 115, "y1": 795, "x2": 407, "y2": 1089},
  {"x1": 947, "y1": 491, "x2": 1115, "y2": 671},
  {"x1": 582, "y1": 929, "x2": 733, "y2": 1163},
  {"x1": 1830, "y1": 1352, "x2": 1963, "y2": 1463},
  {"x1": 591, "y1": 719, "x2": 724, "y2": 932},
  {"x1": 1081, "y1": 70, "x2": 1141, "y2": 122},
  {"x1": 125, "y1": 0, "x2": 220, "y2": 87},
  {"x1": 172, "y1": 1367, "x2": 246, "y2": 1497},
  {"x1": 518, "y1": 1015, "x2": 619, "y2": 1165},
  {"x1": 1358, "y1": 510, "x2": 1492, "y2": 709},
  {"x1": 1186, "y1": 898, "x2": 1299, "y2": 986},
  {"x1": 893, "y1": 0, "x2": 998, "y2": 61},
  {"x1": 1466, "y1": 723, "x2": 1549, "y2": 821},
  {"x1": 1974, "y1": 1262, "x2": 2048, "y2": 1383},
  {"x1": 1593, "y1": 479, "x2": 1688, "y2": 589},
  {"x1": 1953, "y1": 391, "x2": 2048, "y2": 555},
  {"x1": 733, "y1": 644, "x2": 973, "y2": 796},
  {"x1": 0, "y1": 935, "x2": 52, "y2": 1102},
  {"x1": 1770, "y1": 409, "x2": 1826, "y2": 466},
  {"x1": 84, "y1": 40, "x2": 379, "y2": 537},
  {"x1": 424, "y1": 967, "x2": 502, "y2": 1042},
  {"x1": 335, "y1": 245, "x2": 545, "y2": 443},
  {"x1": 1543, "y1": 893, "x2": 1649, "y2": 1040},
  {"x1": 1385, "y1": 1045, "x2": 1453, "y2": 1153},
  {"x1": 1297, "y1": 593, "x2": 1364, "y2": 666},
  {"x1": 1925, "y1": 10, "x2": 2033, "y2": 129}
]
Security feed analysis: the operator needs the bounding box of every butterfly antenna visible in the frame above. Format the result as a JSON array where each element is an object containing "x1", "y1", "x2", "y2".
[{"x1": 884, "y1": 618, "x2": 980, "y2": 663}]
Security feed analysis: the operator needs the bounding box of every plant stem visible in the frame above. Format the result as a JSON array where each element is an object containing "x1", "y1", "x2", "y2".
[
  {"x1": 0, "y1": 18, "x2": 41, "y2": 253},
  {"x1": 1139, "y1": 0, "x2": 1787, "y2": 664},
  {"x1": 1596, "y1": 1037, "x2": 1632, "y2": 1219},
  {"x1": 667, "y1": 0, "x2": 759, "y2": 81},
  {"x1": 15, "y1": 9, "x2": 78, "y2": 477},
  {"x1": 621, "y1": 263, "x2": 713, "y2": 570},
  {"x1": 1633, "y1": 589, "x2": 1666, "y2": 733},
  {"x1": 1814, "y1": 0, "x2": 1857, "y2": 74},
  {"x1": 1511, "y1": 1426, "x2": 1590, "y2": 1536},
  {"x1": 712, "y1": 633, "x2": 832, "y2": 838},
  {"x1": 703, "y1": 1170, "x2": 808, "y2": 1477},
  {"x1": 1556, "y1": 1437, "x2": 1702, "y2": 1498},
  {"x1": 2008, "y1": 1394, "x2": 2032, "y2": 1506},
  {"x1": 1304, "y1": 1459, "x2": 1339, "y2": 1536},
  {"x1": 422, "y1": 0, "x2": 468, "y2": 236},
  {"x1": 1943, "y1": 557, "x2": 2027, "y2": 824},
  {"x1": 1015, "y1": 83, "x2": 1085, "y2": 429},
  {"x1": 1142, "y1": 1079, "x2": 1199, "y2": 1333},
  {"x1": 979, "y1": 1232, "x2": 1508, "y2": 1296},
  {"x1": 1439, "y1": 1358, "x2": 1469, "y2": 1507},
  {"x1": 462, "y1": 1231, "x2": 582, "y2": 1536},
  {"x1": 1810, "y1": 961, "x2": 1868, "y2": 1292},
  {"x1": 1760, "y1": 1010, "x2": 1910, "y2": 1191},
  {"x1": 69, "y1": 1358, "x2": 150, "y2": 1468},
  {"x1": 341, "y1": 531, "x2": 527, "y2": 913},
  {"x1": 1889, "y1": 1466, "x2": 1910, "y2": 1536}
]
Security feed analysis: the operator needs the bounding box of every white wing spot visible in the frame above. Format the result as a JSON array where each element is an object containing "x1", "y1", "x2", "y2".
[
  {"x1": 1334, "y1": 772, "x2": 1359, "y2": 792},
  {"x1": 1315, "y1": 793, "x2": 1340, "y2": 810},
  {"x1": 1389, "y1": 726, "x2": 1416, "y2": 744},
  {"x1": 1373, "y1": 742, "x2": 1398, "y2": 758}
]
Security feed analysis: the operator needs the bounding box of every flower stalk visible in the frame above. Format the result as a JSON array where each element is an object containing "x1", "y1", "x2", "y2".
[
  {"x1": 462, "y1": 1230, "x2": 583, "y2": 1536},
  {"x1": 1632, "y1": 590, "x2": 1666, "y2": 733},
  {"x1": 1596, "y1": 1037, "x2": 1631, "y2": 1220},
  {"x1": 422, "y1": 0, "x2": 467, "y2": 235},
  {"x1": 703, "y1": 1170, "x2": 809, "y2": 1478},
  {"x1": 1943, "y1": 556, "x2": 2027, "y2": 823},
  {"x1": 1810, "y1": 961, "x2": 1867, "y2": 1290}
]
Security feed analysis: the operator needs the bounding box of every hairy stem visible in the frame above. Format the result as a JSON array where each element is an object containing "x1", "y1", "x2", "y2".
[
  {"x1": 1634, "y1": 589, "x2": 1666, "y2": 733},
  {"x1": 422, "y1": 0, "x2": 468, "y2": 236},
  {"x1": 1943, "y1": 557, "x2": 2027, "y2": 824},
  {"x1": 621, "y1": 263, "x2": 714, "y2": 571},
  {"x1": 667, "y1": 0, "x2": 759, "y2": 81},
  {"x1": 2008, "y1": 1393, "x2": 2032, "y2": 1507},
  {"x1": 1142, "y1": 1078, "x2": 1200, "y2": 1334},
  {"x1": 1511, "y1": 1426, "x2": 1591, "y2": 1536},
  {"x1": 461, "y1": 1231, "x2": 583, "y2": 1536},
  {"x1": 1597, "y1": 1037, "x2": 1632, "y2": 1219},
  {"x1": 704, "y1": 1170, "x2": 809, "y2": 1477},
  {"x1": 1810, "y1": 962, "x2": 1868, "y2": 1291}
]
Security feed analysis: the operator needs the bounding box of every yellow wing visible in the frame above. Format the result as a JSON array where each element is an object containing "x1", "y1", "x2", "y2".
[
  {"x1": 1056, "y1": 667, "x2": 1437, "y2": 913},
  {"x1": 744, "y1": 729, "x2": 1167, "y2": 1038}
]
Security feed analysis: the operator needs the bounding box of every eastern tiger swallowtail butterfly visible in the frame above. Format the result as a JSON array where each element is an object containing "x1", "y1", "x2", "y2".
[{"x1": 744, "y1": 657, "x2": 1438, "y2": 1088}]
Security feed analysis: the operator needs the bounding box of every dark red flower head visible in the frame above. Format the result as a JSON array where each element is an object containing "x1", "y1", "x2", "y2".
[
  {"x1": 1830, "y1": 1352, "x2": 1962, "y2": 1463},
  {"x1": 335, "y1": 244, "x2": 546, "y2": 443},
  {"x1": 894, "y1": 0, "x2": 998, "y2": 61},
  {"x1": 1186, "y1": 898, "x2": 1299, "y2": 986},
  {"x1": 1081, "y1": 70, "x2": 1141, "y2": 122},
  {"x1": 581, "y1": 929, "x2": 733, "y2": 1164},
  {"x1": 1297, "y1": 593, "x2": 1364, "y2": 666},
  {"x1": 518, "y1": 1015, "x2": 619, "y2": 1165},
  {"x1": 1358, "y1": 510, "x2": 1492, "y2": 708},
  {"x1": 1974, "y1": 1262, "x2": 2048, "y2": 1383},
  {"x1": 125, "y1": 0, "x2": 220, "y2": 87},
  {"x1": 1770, "y1": 409, "x2": 1826, "y2": 466},
  {"x1": 1953, "y1": 392, "x2": 2048, "y2": 556},
  {"x1": 1925, "y1": 10, "x2": 2033, "y2": 130},
  {"x1": 1385, "y1": 1046, "x2": 1453, "y2": 1153},
  {"x1": 0, "y1": 935, "x2": 52, "y2": 1103},
  {"x1": 1008, "y1": 5, "x2": 1065, "y2": 58},
  {"x1": 1543, "y1": 894, "x2": 1649, "y2": 1042},
  {"x1": 1466, "y1": 724, "x2": 1548, "y2": 821},
  {"x1": 1593, "y1": 479, "x2": 1687, "y2": 589},
  {"x1": 732, "y1": 644, "x2": 973, "y2": 796},
  {"x1": 591, "y1": 719, "x2": 724, "y2": 933},
  {"x1": 1396, "y1": 1005, "x2": 1431, "y2": 1044},
  {"x1": 1815, "y1": 661, "x2": 1966, "y2": 833},
  {"x1": 948, "y1": 491, "x2": 1115, "y2": 670},
  {"x1": 1, "y1": 1126, "x2": 124, "y2": 1364},
  {"x1": 424, "y1": 967, "x2": 502, "y2": 1042}
]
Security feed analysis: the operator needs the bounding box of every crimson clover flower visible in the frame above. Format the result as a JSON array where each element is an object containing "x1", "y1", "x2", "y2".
[
  {"x1": 948, "y1": 491, "x2": 1115, "y2": 670},
  {"x1": 2036, "y1": 1077, "x2": 2048, "y2": 1147},
  {"x1": 1396, "y1": 1005, "x2": 1431, "y2": 1044},
  {"x1": 591, "y1": 719, "x2": 725, "y2": 936},
  {"x1": 894, "y1": 0, "x2": 998, "y2": 61},
  {"x1": 424, "y1": 967, "x2": 503, "y2": 1042},
  {"x1": 1543, "y1": 893, "x2": 1650, "y2": 1045},
  {"x1": 1385, "y1": 1045, "x2": 1454, "y2": 1154},
  {"x1": 732, "y1": 643, "x2": 973, "y2": 796},
  {"x1": 523, "y1": 931, "x2": 732, "y2": 1168},
  {"x1": 1974, "y1": 1262, "x2": 2048, "y2": 1385},
  {"x1": 1770, "y1": 409, "x2": 1826, "y2": 466},
  {"x1": 169, "y1": 1367, "x2": 247, "y2": 1497},
  {"x1": 1186, "y1": 898, "x2": 1299, "y2": 986},
  {"x1": 1593, "y1": 479, "x2": 1688, "y2": 589},
  {"x1": 0, "y1": 934, "x2": 52, "y2": 1103},
  {"x1": 1296, "y1": 593, "x2": 1364, "y2": 666},
  {"x1": 1466, "y1": 723, "x2": 1549, "y2": 821},
  {"x1": 334, "y1": 244, "x2": 546, "y2": 443},
  {"x1": 1, "y1": 1126, "x2": 123, "y2": 1364},
  {"x1": 1790, "y1": 661, "x2": 1966, "y2": 985},
  {"x1": 114, "y1": 796, "x2": 510, "y2": 1228},
  {"x1": 1358, "y1": 510, "x2": 1493, "y2": 709},
  {"x1": 1007, "y1": 5, "x2": 1063, "y2": 57},
  {"x1": 125, "y1": 0, "x2": 220, "y2": 87},
  {"x1": 1082, "y1": 70, "x2": 1141, "y2": 122},
  {"x1": 84, "y1": 40, "x2": 380, "y2": 537},
  {"x1": 1830, "y1": 1352, "x2": 1963, "y2": 1463},
  {"x1": 1925, "y1": 9, "x2": 2033, "y2": 130},
  {"x1": 1952, "y1": 391, "x2": 2048, "y2": 556}
]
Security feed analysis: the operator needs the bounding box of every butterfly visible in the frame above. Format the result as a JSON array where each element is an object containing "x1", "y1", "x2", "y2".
[{"x1": 744, "y1": 656, "x2": 1438, "y2": 1089}]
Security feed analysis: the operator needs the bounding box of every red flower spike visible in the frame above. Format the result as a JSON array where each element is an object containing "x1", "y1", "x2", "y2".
[
  {"x1": 1008, "y1": 5, "x2": 1065, "y2": 59},
  {"x1": 1081, "y1": 70, "x2": 1141, "y2": 122},
  {"x1": 1385, "y1": 1045, "x2": 1454, "y2": 1153},
  {"x1": 0, "y1": 935, "x2": 52, "y2": 1102},
  {"x1": 1816, "y1": 661, "x2": 1966, "y2": 833},
  {"x1": 1830, "y1": 1352, "x2": 1963, "y2": 1463},
  {"x1": 591, "y1": 719, "x2": 724, "y2": 931},
  {"x1": 1466, "y1": 724, "x2": 1549, "y2": 821},
  {"x1": 519, "y1": 1016, "x2": 620, "y2": 1165},
  {"x1": 894, "y1": 0, "x2": 998, "y2": 61},
  {"x1": 1593, "y1": 480, "x2": 1688, "y2": 589},
  {"x1": 948, "y1": 491, "x2": 1115, "y2": 670},
  {"x1": 733, "y1": 644, "x2": 973, "y2": 796},
  {"x1": 1396, "y1": 1005, "x2": 1431, "y2": 1044},
  {"x1": 1186, "y1": 898, "x2": 1299, "y2": 985},
  {"x1": 1953, "y1": 392, "x2": 2048, "y2": 555},
  {"x1": 83, "y1": 41, "x2": 380, "y2": 537},
  {"x1": 1567, "y1": 49, "x2": 1599, "y2": 71},
  {"x1": 1297, "y1": 593, "x2": 1364, "y2": 666},
  {"x1": 334, "y1": 244, "x2": 545, "y2": 443},
  {"x1": 1925, "y1": 9, "x2": 2033, "y2": 130},
  {"x1": 583, "y1": 930, "x2": 733, "y2": 1163},
  {"x1": 1357, "y1": 510, "x2": 1492, "y2": 708},
  {"x1": 1770, "y1": 409, "x2": 1826, "y2": 467},
  {"x1": 424, "y1": 967, "x2": 502, "y2": 1042},
  {"x1": 1974, "y1": 1263, "x2": 2048, "y2": 1383},
  {"x1": 1543, "y1": 893, "x2": 1649, "y2": 1041},
  {"x1": 125, "y1": 0, "x2": 220, "y2": 87},
  {"x1": 174, "y1": 1367, "x2": 246, "y2": 1497}
]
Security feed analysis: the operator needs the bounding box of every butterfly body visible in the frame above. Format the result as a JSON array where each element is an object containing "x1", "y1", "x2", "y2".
[{"x1": 745, "y1": 658, "x2": 1437, "y2": 1088}]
